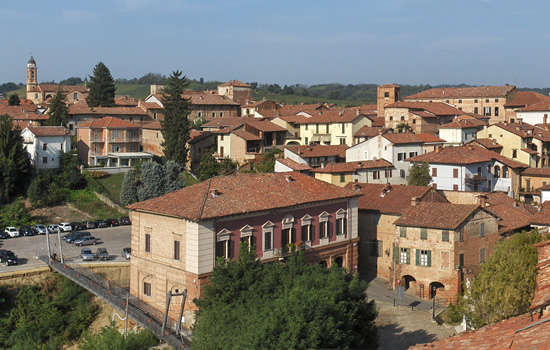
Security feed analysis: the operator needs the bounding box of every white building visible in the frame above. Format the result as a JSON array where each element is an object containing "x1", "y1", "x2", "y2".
[
  {"x1": 438, "y1": 119, "x2": 482, "y2": 146},
  {"x1": 22, "y1": 126, "x2": 71, "y2": 170}
]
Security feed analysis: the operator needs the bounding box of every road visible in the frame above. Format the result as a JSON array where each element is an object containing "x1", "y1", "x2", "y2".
[{"x1": 0, "y1": 225, "x2": 132, "y2": 271}]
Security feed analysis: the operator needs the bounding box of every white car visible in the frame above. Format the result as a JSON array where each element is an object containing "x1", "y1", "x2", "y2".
[
  {"x1": 47, "y1": 224, "x2": 59, "y2": 234},
  {"x1": 59, "y1": 223, "x2": 73, "y2": 232},
  {"x1": 4, "y1": 227, "x2": 19, "y2": 238}
]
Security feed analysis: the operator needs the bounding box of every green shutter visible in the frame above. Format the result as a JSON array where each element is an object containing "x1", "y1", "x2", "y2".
[
  {"x1": 415, "y1": 249, "x2": 420, "y2": 266},
  {"x1": 427, "y1": 250, "x2": 432, "y2": 267},
  {"x1": 406, "y1": 249, "x2": 410, "y2": 264}
]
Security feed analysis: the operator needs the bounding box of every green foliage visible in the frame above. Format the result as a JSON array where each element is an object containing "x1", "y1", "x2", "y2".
[
  {"x1": 0, "y1": 82, "x2": 21, "y2": 96},
  {"x1": 160, "y1": 70, "x2": 191, "y2": 167},
  {"x1": 59, "y1": 152, "x2": 86, "y2": 190},
  {"x1": 59, "y1": 77, "x2": 84, "y2": 85},
  {"x1": 164, "y1": 160, "x2": 185, "y2": 193},
  {"x1": 182, "y1": 170, "x2": 198, "y2": 187},
  {"x1": 193, "y1": 245, "x2": 378, "y2": 349},
  {"x1": 137, "y1": 161, "x2": 166, "y2": 201},
  {"x1": 256, "y1": 148, "x2": 282, "y2": 173},
  {"x1": 46, "y1": 86, "x2": 69, "y2": 127},
  {"x1": 8, "y1": 93, "x2": 20, "y2": 106},
  {"x1": 408, "y1": 162, "x2": 432, "y2": 186},
  {"x1": 0, "y1": 274, "x2": 98, "y2": 349},
  {"x1": 396, "y1": 122, "x2": 410, "y2": 133},
  {"x1": 79, "y1": 324, "x2": 157, "y2": 350},
  {"x1": 120, "y1": 169, "x2": 138, "y2": 206},
  {"x1": 197, "y1": 150, "x2": 221, "y2": 182},
  {"x1": 66, "y1": 188, "x2": 122, "y2": 218},
  {"x1": 458, "y1": 230, "x2": 549, "y2": 328},
  {"x1": 86, "y1": 62, "x2": 116, "y2": 107},
  {"x1": 0, "y1": 114, "x2": 32, "y2": 203},
  {"x1": 0, "y1": 199, "x2": 32, "y2": 227}
]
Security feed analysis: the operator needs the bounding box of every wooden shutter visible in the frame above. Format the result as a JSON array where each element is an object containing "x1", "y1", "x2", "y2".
[
  {"x1": 427, "y1": 250, "x2": 432, "y2": 267},
  {"x1": 416, "y1": 249, "x2": 420, "y2": 266},
  {"x1": 228, "y1": 240, "x2": 235, "y2": 259}
]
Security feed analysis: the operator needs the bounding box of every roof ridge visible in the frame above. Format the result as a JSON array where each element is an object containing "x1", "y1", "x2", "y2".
[{"x1": 197, "y1": 179, "x2": 212, "y2": 220}]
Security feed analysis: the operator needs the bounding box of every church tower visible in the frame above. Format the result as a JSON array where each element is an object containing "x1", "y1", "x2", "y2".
[
  {"x1": 377, "y1": 84, "x2": 400, "y2": 118},
  {"x1": 26, "y1": 56, "x2": 37, "y2": 92}
]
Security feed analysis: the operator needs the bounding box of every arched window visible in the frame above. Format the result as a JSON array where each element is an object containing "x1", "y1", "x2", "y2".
[
  {"x1": 400, "y1": 169, "x2": 406, "y2": 178},
  {"x1": 494, "y1": 165, "x2": 500, "y2": 177},
  {"x1": 502, "y1": 166, "x2": 508, "y2": 178},
  {"x1": 384, "y1": 92, "x2": 390, "y2": 98}
]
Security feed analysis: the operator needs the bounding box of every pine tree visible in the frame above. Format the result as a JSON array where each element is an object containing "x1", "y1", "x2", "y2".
[
  {"x1": 46, "y1": 86, "x2": 69, "y2": 127},
  {"x1": 137, "y1": 161, "x2": 166, "y2": 202},
  {"x1": 8, "y1": 93, "x2": 20, "y2": 106},
  {"x1": 120, "y1": 169, "x2": 139, "y2": 206},
  {"x1": 160, "y1": 70, "x2": 191, "y2": 167},
  {"x1": 164, "y1": 160, "x2": 184, "y2": 193},
  {"x1": 86, "y1": 62, "x2": 116, "y2": 107},
  {"x1": 0, "y1": 114, "x2": 31, "y2": 203}
]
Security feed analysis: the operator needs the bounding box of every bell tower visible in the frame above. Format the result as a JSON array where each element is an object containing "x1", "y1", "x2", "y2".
[
  {"x1": 26, "y1": 56, "x2": 37, "y2": 92},
  {"x1": 377, "y1": 84, "x2": 400, "y2": 118}
]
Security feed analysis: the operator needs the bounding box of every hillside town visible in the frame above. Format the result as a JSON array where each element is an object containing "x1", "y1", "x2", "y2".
[{"x1": 3, "y1": 56, "x2": 550, "y2": 348}]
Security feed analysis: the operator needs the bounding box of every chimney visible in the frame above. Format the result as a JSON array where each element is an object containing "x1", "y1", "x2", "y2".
[
  {"x1": 284, "y1": 174, "x2": 294, "y2": 182},
  {"x1": 339, "y1": 111, "x2": 344, "y2": 116},
  {"x1": 321, "y1": 162, "x2": 325, "y2": 169},
  {"x1": 411, "y1": 196, "x2": 420, "y2": 207},
  {"x1": 477, "y1": 194, "x2": 487, "y2": 207},
  {"x1": 436, "y1": 145, "x2": 441, "y2": 153},
  {"x1": 356, "y1": 109, "x2": 360, "y2": 116},
  {"x1": 353, "y1": 179, "x2": 361, "y2": 191},
  {"x1": 512, "y1": 201, "x2": 518, "y2": 208},
  {"x1": 210, "y1": 189, "x2": 219, "y2": 197}
]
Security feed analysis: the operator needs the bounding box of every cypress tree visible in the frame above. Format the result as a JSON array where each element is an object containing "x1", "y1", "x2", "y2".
[
  {"x1": 0, "y1": 114, "x2": 31, "y2": 203},
  {"x1": 120, "y1": 169, "x2": 138, "y2": 206},
  {"x1": 86, "y1": 62, "x2": 116, "y2": 107}
]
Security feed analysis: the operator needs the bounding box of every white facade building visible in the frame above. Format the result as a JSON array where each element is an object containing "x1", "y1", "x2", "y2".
[{"x1": 22, "y1": 126, "x2": 71, "y2": 170}]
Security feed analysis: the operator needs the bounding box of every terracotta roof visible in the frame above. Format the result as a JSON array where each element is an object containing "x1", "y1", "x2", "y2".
[
  {"x1": 296, "y1": 108, "x2": 365, "y2": 124},
  {"x1": 379, "y1": 83, "x2": 400, "y2": 88},
  {"x1": 473, "y1": 138, "x2": 503, "y2": 150},
  {"x1": 26, "y1": 126, "x2": 70, "y2": 137},
  {"x1": 505, "y1": 91, "x2": 550, "y2": 108},
  {"x1": 275, "y1": 158, "x2": 313, "y2": 171},
  {"x1": 0, "y1": 105, "x2": 46, "y2": 120},
  {"x1": 241, "y1": 118, "x2": 287, "y2": 132},
  {"x1": 114, "y1": 97, "x2": 139, "y2": 106},
  {"x1": 278, "y1": 104, "x2": 327, "y2": 117},
  {"x1": 367, "y1": 116, "x2": 385, "y2": 127},
  {"x1": 383, "y1": 133, "x2": 424, "y2": 145},
  {"x1": 142, "y1": 102, "x2": 162, "y2": 109},
  {"x1": 344, "y1": 183, "x2": 441, "y2": 215},
  {"x1": 530, "y1": 240, "x2": 550, "y2": 311},
  {"x1": 312, "y1": 159, "x2": 394, "y2": 173},
  {"x1": 285, "y1": 144, "x2": 348, "y2": 159},
  {"x1": 142, "y1": 121, "x2": 162, "y2": 130},
  {"x1": 217, "y1": 80, "x2": 252, "y2": 88},
  {"x1": 483, "y1": 192, "x2": 533, "y2": 234},
  {"x1": 76, "y1": 116, "x2": 139, "y2": 129},
  {"x1": 414, "y1": 134, "x2": 445, "y2": 143},
  {"x1": 439, "y1": 119, "x2": 482, "y2": 129},
  {"x1": 232, "y1": 130, "x2": 262, "y2": 141},
  {"x1": 353, "y1": 126, "x2": 389, "y2": 138},
  {"x1": 395, "y1": 202, "x2": 480, "y2": 229},
  {"x1": 408, "y1": 144, "x2": 528, "y2": 168},
  {"x1": 201, "y1": 117, "x2": 244, "y2": 129},
  {"x1": 128, "y1": 172, "x2": 360, "y2": 221},
  {"x1": 187, "y1": 130, "x2": 215, "y2": 144},
  {"x1": 69, "y1": 104, "x2": 148, "y2": 116},
  {"x1": 410, "y1": 110, "x2": 436, "y2": 118},
  {"x1": 530, "y1": 201, "x2": 550, "y2": 226},
  {"x1": 183, "y1": 93, "x2": 240, "y2": 106},
  {"x1": 456, "y1": 114, "x2": 488, "y2": 126},
  {"x1": 493, "y1": 122, "x2": 550, "y2": 142},
  {"x1": 405, "y1": 85, "x2": 515, "y2": 99},
  {"x1": 521, "y1": 168, "x2": 550, "y2": 176},
  {"x1": 522, "y1": 148, "x2": 539, "y2": 155},
  {"x1": 34, "y1": 84, "x2": 88, "y2": 94},
  {"x1": 385, "y1": 101, "x2": 464, "y2": 116}
]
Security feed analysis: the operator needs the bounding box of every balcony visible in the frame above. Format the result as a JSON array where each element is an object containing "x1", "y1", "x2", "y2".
[
  {"x1": 274, "y1": 243, "x2": 306, "y2": 257},
  {"x1": 465, "y1": 175, "x2": 486, "y2": 185}
]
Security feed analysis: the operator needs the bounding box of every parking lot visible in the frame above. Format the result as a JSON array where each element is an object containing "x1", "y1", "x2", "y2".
[{"x1": 0, "y1": 225, "x2": 132, "y2": 271}]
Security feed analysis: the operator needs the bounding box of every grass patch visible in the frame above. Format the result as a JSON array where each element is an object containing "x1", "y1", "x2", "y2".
[
  {"x1": 67, "y1": 189, "x2": 122, "y2": 219},
  {"x1": 94, "y1": 172, "x2": 125, "y2": 204},
  {"x1": 183, "y1": 171, "x2": 198, "y2": 187}
]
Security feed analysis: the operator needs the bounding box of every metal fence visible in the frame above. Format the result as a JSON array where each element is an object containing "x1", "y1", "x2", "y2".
[{"x1": 39, "y1": 255, "x2": 192, "y2": 348}]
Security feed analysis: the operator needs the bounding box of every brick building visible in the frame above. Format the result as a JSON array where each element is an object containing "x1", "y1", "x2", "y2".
[{"x1": 127, "y1": 172, "x2": 360, "y2": 327}]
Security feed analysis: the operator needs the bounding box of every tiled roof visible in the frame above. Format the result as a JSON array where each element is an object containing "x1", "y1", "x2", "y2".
[
  {"x1": 142, "y1": 121, "x2": 162, "y2": 130},
  {"x1": 456, "y1": 114, "x2": 488, "y2": 126},
  {"x1": 285, "y1": 144, "x2": 348, "y2": 159},
  {"x1": 295, "y1": 109, "x2": 364, "y2": 124},
  {"x1": 233, "y1": 130, "x2": 262, "y2": 141},
  {"x1": 379, "y1": 83, "x2": 400, "y2": 88},
  {"x1": 275, "y1": 158, "x2": 313, "y2": 171},
  {"x1": 278, "y1": 104, "x2": 327, "y2": 117},
  {"x1": 493, "y1": 122, "x2": 550, "y2": 142},
  {"x1": 241, "y1": 118, "x2": 287, "y2": 132},
  {"x1": 187, "y1": 129, "x2": 214, "y2": 144},
  {"x1": 414, "y1": 134, "x2": 445, "y2": 143},
  {"x1": 407, "y1": 144, "x2": 528, "y2": 168},
  {"x1": 405, "y1": 85, "x2": 515, "y2": 99},
  {"x1": 472, "y1": 138, "x2": 503, "y2": 150},
  {"x1": 483, "y1": 192, "x2": 533, "y2": 234},
  {"x1": 504, "y1": 91, "x2": 550, "y2": 108},
  {"x1": 368, "y1": 116, "x2": 385, "y2": 127},
  {"x1": 439, "y1": 119, "x2": 482, "y2": 129},
  {"x1": 530, "y1": 201, "x2": 550, "y2": 225},
  {"x1": 410, "y1": 110, "x2": 436, "y2": 118},
  {"x1": 114, "y1": 97, "x2": 139, "y2": 106},
  {"x1": 76, "y1": 116, "x2": 139, "y2": 129},
  {"x1": 69, "y1": 104, "x2": 148, "y2": 116},
  {"x1": 183, "y1": 93, "x2": 240, "y2": 106},
  {"x1": 522, "y1": 148, "x2": 539, "y2": 155},
  {"x1": 521, "y1": 168, "x2": 550, "y2": 176},
  {"x1": 518, "y1": 100, "x2": 550, "y2": 112},
  {"x1": 127, "y1": 172, "x2": 360, "y2": 221},
  {"x1": 34, "y1": 84, "x2": 88, "y2": 93},
  {"x1": 530, "y1": 240, "x2": 550, "y2": 311},
  {"x1": 201, "y1": 117, "x2": 244, "y2": 129},
  {"x1": 395, "y1": 202, "x2": 479, "y2": 229},
  {"x1": 27, "y1": 126, "x2": 70, "y2": 137},
  {"x1": 353, "y1": 126, "x2": 389, "y2": 138},
  {"x1": 0, "y1": 105, "x2": 47, "y2": 120},
  {"x1": 385, "y1": 101, "x2": 464, "y2": 116},
  {"x1": 344, "y1": 183, "x2": 439, "y2": 215},
  {"x1": 217, "y1": 80, "x2": 252, "y2": 88},
  {"x1": 383, "y1": 133, "x2": 423, "y2": 145},
  {"x1": 312, "y1": 159, "x2": 394, "y2": 173}
]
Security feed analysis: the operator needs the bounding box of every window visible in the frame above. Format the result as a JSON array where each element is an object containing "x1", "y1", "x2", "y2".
[
  {"x1": 480, "y1": 248, "x2": 486, "y2": 263},
  {"x1": 305, "y1": 124, "x2": 308, "y2": 130},
  {"x1": 112, "y1": 145, "x2": 121, "y2": 152},
  {"x1": 336, "y1": 209, "x2": 347, "y2": 235},
  {"x1": 73, "y1": 92, "x2": 78, "y2": 100},
  {"x1": 487, "y1": 164, "x2": 492, "y2": 174},
  {"x1": 400, "y1": 247, "x2": 410, "y2": 264},
  {"x1": 198, "y1": 112, "x2": 202, "y2": 118},
  {"x1": 512, "y1": 149, "x2": 517, "y2": 159},
  {"x1": 474, "y1": 99, "x2": 478, "y2": 103},
  {"x1": 420, "y1": 228, "x2": 427, "y2": 240},
  {"x1": 485, "y1": 99, "x2": 489, "y2": 103},
  {"x1": 400, "y1": 169, "x2": 406, "y2": 178},
  {"x1": 339, "y1": 138, "x2": 346, "y2": 145},
  {"x1": 341, "y1": 123, "x2": 345, "y2": 133},
  {"x1": 319, "y1": 212, "x2": 330, "y2": 239},
  {"x1": 495, "y1": 98, "x2": 499, "y2": 103},
  {"x1": 212, "y1": 112, "x2": 216, "y2": 118},
  {"x1": 494, "y1": 107, "x2": 499, "y2": 117},
  {"x1": 432, "y1": 168, "x2": 438, "y2": 177},
  {"x1": 43, "y1": 157, "x2": 48, "y2": 164},
  {"x1": 453, "y1": 168, "x2": 458, "y2": 178},
  {"x1": 474, "y1": 107, "x2": 479, "y2": 114},
  {"x1": 263, "y1": 222, "x2": 274, "y2": 251},
  {"x1": 371, "y1": 240, "x2": 383, "y2": 257},
  {"x1": 301, "y1": 223, "x2": 312, "y2": 241},
  {"x1": 216, "y1": 239, "x2": 232, "y2": 259},
  {"x1": 373, "y1": 171, "x2": 380, "y2": 180},
  {"x1": 111, "y1": 130, "x2": 121, "y2": 139},
  {"x1": 398, "y1": 152, "x2": 406, "y2": 161},
  {"x1": 484, "y1": 107, "x2": 491, "y2": 116},
  {"x1": 316, "y1": 124, "x2": 319, "y2": 133},
  {"x1": 220, "y1": 112, "x2": 224, "y2": 118},
  {"x1": 42, "y1": 143, "x2": 47, "y2": 151},
  {"x1": 459, "y1": 229, "x2": 464, "y2": 242},
  {"x1": 384, "y1": 92, "x2": 389, "y2": 98},
  {"x1": 385, "y1": 169, "x2": 392, "y2": 178},
  {"x1": 459, "y1": 253, "x2": 465, "y2": 268},
  {"x1": 480, "y1": 223, "x2": 485, "y2": 237},
  {"x1": 143, "y1": 282, "x2": 152, "y2": 296},
  {"x1": 340, "y1": 174, "x2": 346, "y2": 183},
  {"x1": 400, "y1": 227, "x2": 407, "y2": 238},
  {"x1": 417, "y1": 249, "x2": 431, "y2": 267},
  {"x1": 458, "y1": 99, "x2": 462, "y2": 103},
  {"x1": 174, "y1": 240, "x2": 180, "y2": 260},
  {"x1": 363, "y1": 151, "x2": 369, "y2": 160},
  {"x1": 145, "y1": 233, "x2": 151, "y2": 252},
  {"x1": 401, "y1": 116, "x2": 405, "y2": 121},
  {"x1": 442, "y1": 230, "x2": 449, "y2": 242},
  {"x1": 326, "y1": 124, "x2": 329, "y2": 133},
  {"x1": 305, "y1": 137, "x2": 309, "y2": 145},
  {"x1": 409, "y1": 152, "x2": 417, "y2": 158}
]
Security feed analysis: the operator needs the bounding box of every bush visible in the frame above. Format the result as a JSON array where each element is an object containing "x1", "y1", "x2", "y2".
[
  {"x1": 87, "y1": 171, "x2": 110, "y2": 179},
  {"x1": 446, "y1": 303, "x2": 463, "y2": 323}
]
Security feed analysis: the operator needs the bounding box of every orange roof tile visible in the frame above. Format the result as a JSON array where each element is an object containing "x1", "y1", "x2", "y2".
[
  {"x1": 233, "y1": 130, "x2": 262, "y2": 141},
  {"x1": 383, "y1": 133, "x2": 424, "y2": 144},
  {"x1": 385, "y1": 101, "x2": 463, "y2": 116},
  {"x1": 353, "y1": 126, "x2": 389, "y2": 138},
  {"x1": 472, "y1": 138, "x2": 503, "y2": 150},
  {"x1": 142, "y1": 121, "x2": 162, "y2": 130},
  {"x1": 505, "y1": 91, "x2": 550, "y2": 108},
  {"x1": 27, "y1": 126, "x2": 70, "y2": 137},
  {"x1": 312, "y1": 159, "x2": 394, "y2": 173},
  {"x1": 395, "y1": 202, "x2": 480, "y2": 229},
  {"x1": 439, "y1": 119, "x2": 482, "y2": 129},
  {"x1": 217, "y1": 80, "x2": 252, "y2": 88},
  {"x1": 521, "y1": 168, "x2": 550, "y2": 176},
  {"x1": 276, "y1": 158, "x2": 313, "y2": 171},
  {"x1": 76, "y1": 116, "x2": 140, "y2": 129},
  {"x1": 414, "y1": 134, "x2": 445, "y2": 143},
  {"x1": 405, "y1": 85, "x2": 515, "y2": 99},
  {"x1": 285, "y1": 144, "x2": 348, "y2": 159}
]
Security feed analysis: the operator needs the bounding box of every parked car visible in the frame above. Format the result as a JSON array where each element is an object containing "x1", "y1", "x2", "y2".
[
  {"x1": 5, "y1": 227, "x2": 20, "y2": 238},
  {"x1": 33, "y1": 224, "x2": 48, "y2": 235},
  {"x1": 0, "y1": 250, "x2": 19, "y2": 266},
  {"x1": 70, "y1": 222, "x2": 85, "y2": 230},
  {"x1": 121, "y1": 247, "x2": 131, "y2": 260},
  {"x1": 95, "y1": 248, "x2": 110, "y2": 261},
  {"x1": 84, "y1": 221, "x2": 96, "y2": 229},
  {"x1": 0, "y1": 231, "x2": 8, "y2": 239},
  {"x1": 74, "y1": 236, "x2": 97, "y2": 246},
  {"x1": 119, "y1": 216, "x2": 131, "y2": 225},
  {"x1": 59, "y1": 223, "x2": 73, "y2": 232},
  {"x1": 95, "y1": 220, "x2": 108, "y2": 228},
  {"x1": 62, "y1": 231, "x2": 77, "y2": 241},
  {"x1": 105, "y1": 218, "x2": 119, "y2": 227},
  {"x1": 19, "y1": 225, "x2": 34, "y2": 236},
  {"x1": 66, "y1": 231, "x2": 91, "y2": 244},
  {"x1": 80, "y1": 248, "x2": 95, "y2": 261},
  {"x1": 47, "y1": 224, "x2": 59, "y2": 234}
]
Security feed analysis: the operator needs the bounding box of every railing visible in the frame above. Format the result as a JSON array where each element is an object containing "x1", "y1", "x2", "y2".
[{"x1": 465, "y1": 175, "x2": 486, "y2": 185}]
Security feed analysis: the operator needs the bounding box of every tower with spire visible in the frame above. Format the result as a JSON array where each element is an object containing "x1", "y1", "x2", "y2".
[{"x1": 26, "y1": 55, "x2": 37, "y2": 92}]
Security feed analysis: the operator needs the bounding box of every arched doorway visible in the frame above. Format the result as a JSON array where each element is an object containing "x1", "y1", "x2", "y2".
[
  {"x1": 334, "y1": 256, "x2": 343, "y2": 268},
  {"x1": 402, "y1": 275, "x2": 416, "y2": 291},
  {"x1": 286, "y1": 141, "x2": 300, "y2": 146},
  {"x1": 429, "y1": 282, "x2": 445, "y2": 298},
  {"x1": 319, "y1": 260, "x2": 328, "y2": 268}
]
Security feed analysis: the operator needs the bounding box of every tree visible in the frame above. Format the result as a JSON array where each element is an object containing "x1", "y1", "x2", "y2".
[
  {"x1": 59, "y1": 77, "x2": 83, "y2": 85},
  {"x1": 408, "y1": 161, "x2": 432, "y2": 186},
  {"x1": 457, "y1": 230, "x2": 548, "y2": 329},
  {"x1": 120, "y1": 169, "x2": 138, "y2": 206},
  {"x1": 8, "y1": 93, "x2": 20, "y2": 106},
  {"x1": 0, "y1": 114, "x2": 31, "y2": 203},
  {"x1": 160, "y1": 70, "x2": 191, "y2": 167},
  {"x1": 197, "y1": 150, "x2": 221, "y2": 182},
  {"x1": 193, "y1": 245, "x2": 378, "y2": 349},
  {"x1": 164, "y1": 160, "x2": 185, "y2": 193},
  {"x1": 78, "y1": 324, "x2": 157, "y2": 350},
  {"x1": 86, "y1": 62, "x2": 116, "y2": 107},
  {"x1": 137, "y1": 161, "x2": 166, "y2": 201},
  {"x1": 46, "y1": 86, "x2": 69, "y2": 127},
  {"x1": 256, "y1": 148, "x2": 282, "y2": 173}
]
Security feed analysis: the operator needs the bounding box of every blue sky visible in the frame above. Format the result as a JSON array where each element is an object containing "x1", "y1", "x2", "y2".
[{"x1": 2, "y1": 0, "x2": 550, "y2": 88}]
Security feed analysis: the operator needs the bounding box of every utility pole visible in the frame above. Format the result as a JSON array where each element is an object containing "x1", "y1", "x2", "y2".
[
  {"x1": 57, "y1": 229, "x2": 64, "y2": 264},
  {"x1": 45, "y1": 229, "x2": 51, "y2": 262},
  {"x1": 125, "y1": 293, "x2": 129, "y2": 336}
]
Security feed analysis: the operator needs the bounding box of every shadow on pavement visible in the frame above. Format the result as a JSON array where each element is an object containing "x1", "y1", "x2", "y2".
[{"x1": 377, "y1": 323, "x2": 438, "y2": 350}]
